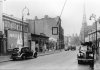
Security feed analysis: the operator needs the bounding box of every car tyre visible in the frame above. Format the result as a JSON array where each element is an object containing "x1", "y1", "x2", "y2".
[
  {"x1": 34, "y1": 52, "x2": 37, "y2": 58},
  {"x1": 31, "y1": 53, "x2": 34, "y2": 59},
  {"x1": 22, "y1": 55, "x2": 26, "y2": 60}
]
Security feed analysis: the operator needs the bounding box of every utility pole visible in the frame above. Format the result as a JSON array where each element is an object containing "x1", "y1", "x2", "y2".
[{"x1": 34, "y1": 20, "x2": 35, "y2": 34}]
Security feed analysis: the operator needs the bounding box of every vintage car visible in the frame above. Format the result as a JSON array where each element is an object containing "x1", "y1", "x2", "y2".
[
  {"x1": 65, "y1": 46, "x2": 72, "y2": 51},
  {"x1": 10, "y1": 47, "x2": 37, "y2": 60},
  {"x1": 77, "y1": 42, "x2": 94, "y2": 64},
  {"x1": 70, "y1": 45, "x2": 76, "y2": 50},
  {"x1": 64, "y1": 46, "x2": 70, "y2": 51}
]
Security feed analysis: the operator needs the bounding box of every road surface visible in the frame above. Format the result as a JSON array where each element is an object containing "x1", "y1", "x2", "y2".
[{"x1": 0, "y1": 50, "x2": 92, "y2": 70}]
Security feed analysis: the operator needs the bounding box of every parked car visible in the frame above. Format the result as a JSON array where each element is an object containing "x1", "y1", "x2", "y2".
[
  {"x1": 64, "y1": 46, "x2": 69, "y2": 51},
  {"x1": 10, "y1": 47, "x2": 37, "y2": 60},
  {"x1": 66, "y1": 46, "x2": 71, "y2": 50},
  {"x1": 77, "y1": 42, "x2": 94, "y2": 64}
]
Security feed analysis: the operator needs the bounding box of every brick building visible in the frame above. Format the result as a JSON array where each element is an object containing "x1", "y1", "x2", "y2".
[
  {"x1": 0, "y1": 14, "x2": 29, "y2": 55},
  {"x1": 27, "y1": 15, "x2": 64, "y2": 51}
]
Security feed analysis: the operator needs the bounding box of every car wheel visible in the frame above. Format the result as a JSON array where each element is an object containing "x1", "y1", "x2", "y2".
[
  {"x1": 90, "y1": 60, "x2": 94, "y2": 65},
  {"x1": 31, "y1": 54, "x2": 34, "y2": 59},
  {"x1": 34, "y1": 52, "x2": 37, "y2": 58},
  {"x1": 22, "y1": 55, "x2": 26, "y2": 60}
]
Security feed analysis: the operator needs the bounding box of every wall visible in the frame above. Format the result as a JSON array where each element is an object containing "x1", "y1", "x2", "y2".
[
  {"x1": 36, "y1": 16, "x2": 59, "y2": 40},
  {"x1": 2, "y1": 14, "x2": 29, "y2": 54},
  {"x1": 0, "y1": 1, "x2": 4, "y2": 33},
  {"x1": 27, "y1": 16, "x2": 59, "y2": 40}
]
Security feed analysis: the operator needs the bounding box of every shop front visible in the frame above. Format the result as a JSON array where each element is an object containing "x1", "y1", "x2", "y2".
[
  {"x1": 7, "y1": 30, "x2": 28, "y2": 53},
  {"x1": 31, "y1": 34, "x2": 49, "y2": 53}
]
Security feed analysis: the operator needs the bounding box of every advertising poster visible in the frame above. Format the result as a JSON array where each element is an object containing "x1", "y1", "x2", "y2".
[{"x1": 7, "y1": 30, "x2": 28, "y2": 49}]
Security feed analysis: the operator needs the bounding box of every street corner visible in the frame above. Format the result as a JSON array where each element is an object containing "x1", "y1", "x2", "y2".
[{"x1": 94, "y1": 63, "x2": 100, "y2": 70}]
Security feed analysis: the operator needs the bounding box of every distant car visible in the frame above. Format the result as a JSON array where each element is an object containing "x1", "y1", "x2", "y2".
[
  {"x1": 64, "y1": 46, "x2": 69, "y2": 51},
  {"x1": 10, "y1": 47, "x2": 37, "y2": 60},
  {"x1": 77, "y1": 42, "x2": 94, "y2": 64},
  {"x1": 71, "y1": 46, "x2": 76, "y2": 50}
]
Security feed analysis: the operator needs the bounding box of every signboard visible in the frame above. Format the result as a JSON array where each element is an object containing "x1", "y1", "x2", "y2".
[{"x1": 52, "y1": 27, "x2": 58, "y2": 35}]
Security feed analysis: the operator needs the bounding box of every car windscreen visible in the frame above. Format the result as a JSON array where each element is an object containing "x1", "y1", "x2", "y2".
[
  {"x1": 13, "y1": 48, "x2": 19, "y2": 52},
  {"x1": 79, "y1": 46, "x2": 87, "y2": 51}
]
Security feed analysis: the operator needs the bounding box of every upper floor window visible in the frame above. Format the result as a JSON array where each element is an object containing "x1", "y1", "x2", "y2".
[
  {"x1": 3, "y1": 19, "x2": 28, "y2": 32},
  {"x1": 10, "y1": 22, "x2": 17, "y2": 30},
  {"x1": 23, "y1": 24, "x2": 28, "y2": 32},
  {"x1": 4, "y1": 20, "x2": 11, "y2": 29}
]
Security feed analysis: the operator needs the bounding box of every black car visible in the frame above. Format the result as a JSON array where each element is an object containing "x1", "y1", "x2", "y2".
[
  {"x1": 10, "y1": 47, "x2": 37, "y2": 60},
  {"x1": 77, "y1": 42, "x2": 94, "y2": 64},
  {"x1": 71, "y1": 46, "x2": 76, "y2": 50}
]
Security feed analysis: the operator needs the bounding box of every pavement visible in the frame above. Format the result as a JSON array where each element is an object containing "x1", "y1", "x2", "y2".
[
  {"x1": 94, "y1": 55, "x2": 100, "y2": 70},
  {"x1": 0, "y1": 50, "x2": 62, "y2": 63}
]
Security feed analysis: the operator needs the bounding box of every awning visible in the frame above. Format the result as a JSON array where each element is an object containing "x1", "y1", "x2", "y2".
[{"x1": 49, "y1": 37, "x2": 57, "y2": 42}]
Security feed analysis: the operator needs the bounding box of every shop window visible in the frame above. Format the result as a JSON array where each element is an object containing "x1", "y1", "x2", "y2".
[
  {"x1": 10, "y1": 22, "x2": 13, "y2": 29},
  {"x1": 13, "y1": 23, "x2": 17, "y2": 30}
]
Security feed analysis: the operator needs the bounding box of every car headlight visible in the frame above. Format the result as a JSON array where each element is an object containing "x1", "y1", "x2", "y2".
[
  {"x1": 80, "y1": 53, "x2": 84, "y2": 55},
  {"x1": 89, "y1": 54, "x2": 93, "y2": 57},
  {"x1": 77, "y1": 53, "x2": 83, "y2": 56}
]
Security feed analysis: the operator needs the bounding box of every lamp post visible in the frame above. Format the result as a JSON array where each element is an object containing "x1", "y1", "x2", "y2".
[
  {"x1": 89, "y1": 14, "x2": 99, "y2": 58},
  {"x1": 22, "y1": 6, "x2": 30, "y2": 47}
]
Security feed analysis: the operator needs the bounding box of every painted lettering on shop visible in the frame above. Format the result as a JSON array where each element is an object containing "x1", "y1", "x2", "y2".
[{"x1": 9, "y1": 33, "x2": 19, "y2": 38}]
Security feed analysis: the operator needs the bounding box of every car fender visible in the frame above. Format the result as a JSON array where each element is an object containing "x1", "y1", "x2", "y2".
[{"x1": 19, "y1": 53, "x2": 24, "y2": 57}]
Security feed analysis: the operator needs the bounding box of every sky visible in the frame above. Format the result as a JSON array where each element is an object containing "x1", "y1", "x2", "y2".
[{"x1": 2, "y1": 0, "x2": 100, "y2": 36}]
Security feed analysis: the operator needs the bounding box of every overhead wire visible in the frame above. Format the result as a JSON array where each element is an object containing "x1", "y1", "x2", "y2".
[
  {"x1": 60, "y1": 0, "x2": 67, "y2": 18},
  {"x1": 57, "y1": 0, "x2": 67, "y2": 25}
]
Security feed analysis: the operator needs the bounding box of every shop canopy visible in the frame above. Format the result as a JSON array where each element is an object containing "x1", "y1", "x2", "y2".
[
  {"x1": 49, "y1": 37, "x2": 57, "y2": 42},
  {"x1": 81, "y1": 41, "x2": 92, "y2": 46}
]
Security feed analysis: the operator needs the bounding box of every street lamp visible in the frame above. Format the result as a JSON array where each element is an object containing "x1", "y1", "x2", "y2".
[
  {"x1": 89, "y1": 14, "x2": 98, "y2": 57},
  {"x1": 22, "y1": 6, "x2": 30, "y2": 47}
]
